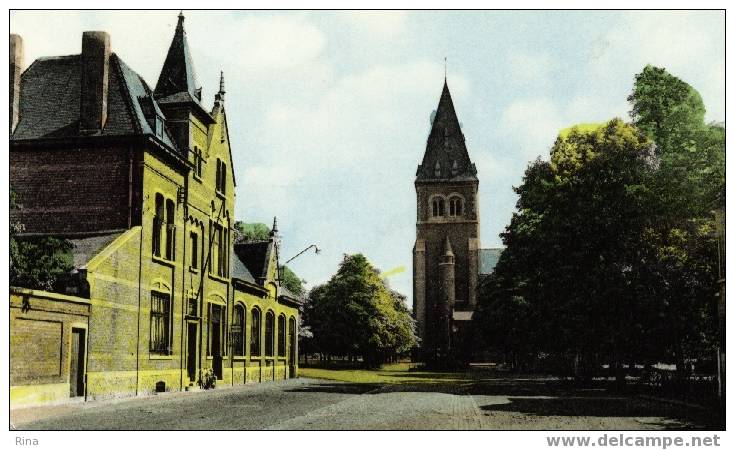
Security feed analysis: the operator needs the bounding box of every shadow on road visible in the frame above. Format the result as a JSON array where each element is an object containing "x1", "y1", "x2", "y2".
[{"x1": 480, "y1": 396, "x2": 720, "y2": 430}]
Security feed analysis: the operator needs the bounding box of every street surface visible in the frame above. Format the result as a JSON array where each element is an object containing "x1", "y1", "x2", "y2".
[{"x1": 11, "y1": 377, "x2": 717, "y2": 430}]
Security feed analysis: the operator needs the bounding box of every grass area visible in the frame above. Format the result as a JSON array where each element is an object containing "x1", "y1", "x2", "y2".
[{"x1": 300, "y1": 363, "x2": 481, "y2": 384}]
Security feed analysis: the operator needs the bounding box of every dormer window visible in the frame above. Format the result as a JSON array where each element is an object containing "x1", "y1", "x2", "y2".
[
  {"x1": 434, "y1": 161, "x2": 441, "y2": 177},
  {"x1": 451, "y1": 160, "x2": 458, "y2": 176}
]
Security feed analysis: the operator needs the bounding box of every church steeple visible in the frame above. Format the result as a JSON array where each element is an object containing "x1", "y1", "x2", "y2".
[
  {"x1": 154, "y1": 12, "x2": 201, "y2": 103},
  {"x1": 416, "y1": 80, "x2": 477, "y2": 181}
]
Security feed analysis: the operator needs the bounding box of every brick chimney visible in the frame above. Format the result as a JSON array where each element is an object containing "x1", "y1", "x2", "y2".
[
  {"x1": 10, "y1": 34, "x2": 23, "y2": 133},
  {"x1": 79, "y1": 31, "x2": 110, "y2": 133}
]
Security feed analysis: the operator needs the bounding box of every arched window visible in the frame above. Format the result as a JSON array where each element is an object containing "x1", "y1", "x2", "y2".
[
  {"x1": 449, "y1": 196, "x2": 463, "y2": 217},
  {"x1": 232, "y1": 304, "x2": 245, "y2": 356},
  {"x1": 152, "y1": 193, "x2": 164, "y2": 257},
  {"x1": 431, "y1": 197, "x2": 445, "y2": 217},
  {"x1": 165, "y1": 199, "x2": 176, "y2": 260},
  {"x1": 250, "y1": 307, "x2": 261, "y2": 356},
  {"x1": 265, "y1": 311, "x2": 275, "y2": 357},
  {"x1": 434, "y1": 161, "x2": 441, "y2": 177},
  {"x1": 278, "y1": 314, "x2": 286, "y2": 357},
  {"x1": 288, "y1": 316, "x2": 297, "y2": 365}
]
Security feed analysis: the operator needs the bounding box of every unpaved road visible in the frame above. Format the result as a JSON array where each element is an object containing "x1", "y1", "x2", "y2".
[{"x1": 11, "y1": 377, "x2": 718, "y2": 430}]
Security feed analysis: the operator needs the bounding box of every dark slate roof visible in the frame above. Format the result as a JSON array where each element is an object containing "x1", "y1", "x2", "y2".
[
  {"x1": 416, "y1": 81, "x2": 477, "y2": 181},
  {"x1": 234, "y1": 240, "x2": 272, "y2": 281},
  {"x1": 154, "y1": 13, "x2": 201, "y2": 104},
  {"x1": 68, "y1": 232, "x2": 123, "y2": 269},
  {"x1": 479, "y1": 247, "x2": 503, "y2": 275},
  {"x1": 231, "y1": 252, "x2": 257, "y2": 284},
  {"x1": 12, "y1": 53, "x2": 177, "y2": 150},
  {"x1": 278, "y1": 285, "x2": 299, "y2": 301}
]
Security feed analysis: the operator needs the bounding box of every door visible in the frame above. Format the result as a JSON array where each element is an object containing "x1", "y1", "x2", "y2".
[
  {"x1": 187, "y1": 323, "x2": 197, "y2": 383},
  {"x1": 70, "y1": 328, "x2": 86, "y2": 397}
]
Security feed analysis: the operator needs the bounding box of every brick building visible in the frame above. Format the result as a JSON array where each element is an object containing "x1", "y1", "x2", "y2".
[
  {"x1": 412, "y1": 80, "x2": 500, "y2": 367},
  {"x1": 10, "y1": 14, "x2": 301, "y2": 407}
]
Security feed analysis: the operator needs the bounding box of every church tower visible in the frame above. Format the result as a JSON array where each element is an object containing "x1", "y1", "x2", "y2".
[{"x1": 413, "y1": 80, "x2": 479, "y2": 367}]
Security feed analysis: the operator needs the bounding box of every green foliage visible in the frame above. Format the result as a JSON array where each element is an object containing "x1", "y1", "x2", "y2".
[
  {"x1": 303, "y1": 254, "x2": 417, "y2": 367},
  {"x1": 10, "y1": 189, "x2": 74, "y2": 291},
  {"x1": 233, "y1": 221, "x2": 271, "y2": 241},
  {"x1": 280, "y1": 264, "x2": 305, "y2": 296},
  {"x1": 476, "y1": 67, "x2": 722, "y2": 379}
]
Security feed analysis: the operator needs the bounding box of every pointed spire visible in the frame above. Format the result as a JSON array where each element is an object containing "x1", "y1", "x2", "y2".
[
  {"x1": 154, "y1": 11, "x2": 201, "y2": 103},
  {"x1": 416, "y1": 79, "x2": 477, "y2": 181},
  {"x1": 214, "y1": 70, "x2": 225, "y2": 106},
  {"x1": 443, "y1": 236, "x2": 454, "y2": 257}
]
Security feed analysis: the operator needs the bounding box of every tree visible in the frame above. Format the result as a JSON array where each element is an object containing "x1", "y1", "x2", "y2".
[
  {"x1": 628, "y1": 65, "x2": 723, "y2": 375},
  {"x1": 10, "y1": 189, "x2": 74, "y2": 291},
  {"x1": 476, "y1": 66, "x2": 722, "y2": 383},
  {"x1": 476, "y1": 119, "x2": 657, "y2": 379},
  {"x1": 280, "y1": 265, "x2": 305, "y2": 297},
  {"x1": 233, "y1": 221, "x2": 271, "y2": 241},
  {"x1": 304, "y1": 254, "x2": 417, "y2": 367}
]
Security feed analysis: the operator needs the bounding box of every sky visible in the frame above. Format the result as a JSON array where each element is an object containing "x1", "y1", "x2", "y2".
[{"x1": 9, "y1": 10, "x2": 725, "y2": 301}]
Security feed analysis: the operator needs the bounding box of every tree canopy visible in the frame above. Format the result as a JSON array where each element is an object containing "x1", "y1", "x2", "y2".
[
  {"x1": 475, "y1": 66, "x2": 722, "y2": 380},
  {"x1": 302, "y1": 254, "x2": 417, "y2": 367}
]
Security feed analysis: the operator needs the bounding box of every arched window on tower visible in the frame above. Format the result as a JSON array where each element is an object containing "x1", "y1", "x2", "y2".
[
  {"x1": 434, "y1": 161, "x2": 441, "y2": 177},
  {"x1": 432, "y1": 197, "x2": 445, "y2": 218},
  {"x1": 449, "y1": 196, "x2": 463, "y2": 217}
]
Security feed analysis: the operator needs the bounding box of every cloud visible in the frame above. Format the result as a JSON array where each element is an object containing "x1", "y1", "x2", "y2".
[
  {"x1": 340, "y1": 11, "x2": 408, "y2": 38},
  {"x1": 590, "y1": 11, "x2": 724, "y2": 121},
  {"x1": 507, "y1": 52, "x2": 553, "y2": 88}
]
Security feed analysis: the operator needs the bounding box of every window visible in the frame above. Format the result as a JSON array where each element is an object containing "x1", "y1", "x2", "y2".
[
  {"x1": 150, "y1": 291, "x2": 171, "y2": 354},
  {"x1": 265, "y1": 311, "x2": 275, "y2": 357},
  {"x1": 289, "y1": 317, "x2": 297, "y2": 364},
  {"x1": 431, "y1": 197, "x2": 445, "y2": 217},
  {"x1": 211, "y1": 223, "x2": 227, "y2": 277},
  {"x1": 250, "y1": 308, "x2": 261, "y2": 356},
  {"x1": 278, "y1": 314, "x2": 286, "y2": 357},
  {"x1": 232, "y1": 304, "x2": 245, "y2": 356},
  {"x1": 187, "y1": 297, "x2": 197, "y2": 317},
  {"x1": 152, "y1": 194, "x2": 164, "y2": 257},
  {"x1": 190, "y1": 231, "x2": 199, "y2": 269},
  {"x1": 449, "y1": 197, "x2": 463, "y2": 217},
  {"x1": 207, "y1": 303, "x2": 226, "y2": 357},
  {"x1": 165, "y1": 199, "x2": 176, "y2": 260},
  {"x1": 216, "y1": 159, "x2": 226, "y2": 195},
  {"x1": 194, "y1": 147, "x2": 203, "y2": 179}
]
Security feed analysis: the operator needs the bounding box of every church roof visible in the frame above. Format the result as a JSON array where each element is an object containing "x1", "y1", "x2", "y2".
[
  {"x1": 479, "y1": 247, "x2": 504, "y2": 275},
  {"x1": 154, "y1": 13, "x2": 202, "y2": 105},
  {"x1": 416, "y1": 80, "x2": 477, "y2": 182},
  {"x1": 10, "y1": 53, "x2": 177, "y2": 150}
]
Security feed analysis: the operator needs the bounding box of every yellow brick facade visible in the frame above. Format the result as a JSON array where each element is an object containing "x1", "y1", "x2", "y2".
[{"x1": 9, "y1": 15, "x2": 300, "y2": 407}]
